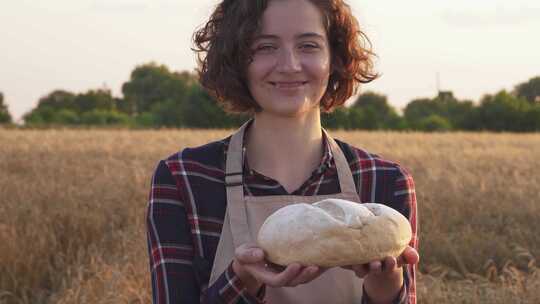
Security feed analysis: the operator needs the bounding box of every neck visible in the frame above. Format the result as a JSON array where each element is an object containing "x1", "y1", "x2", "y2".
[{"x1": 245, "y1": 110, "x2": 324, "y2": 181}]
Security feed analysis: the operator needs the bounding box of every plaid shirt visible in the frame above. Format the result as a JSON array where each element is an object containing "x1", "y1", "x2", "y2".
[{"x1": 146, "y1": 122, "x2": 418, "y2": 304}]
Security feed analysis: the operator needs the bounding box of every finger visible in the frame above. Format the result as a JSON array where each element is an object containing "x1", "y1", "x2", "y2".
[
  {"x1": 257, "y1": 263, "x2": 302, "y2": 287},
  {"x1": 242, "y1": 260, "x2": 282, "y2": 285},
  {"x1": 397, "y1": 246, "x2": 420, "y2": 267},
  {"x1": 242, "y1": 261, "x2": 274, "y2": 278},
  {"x1": 381, "y1": 257, "x2": 397, "y2": 274},
  {"x1": 351, "y1": 264, "x2": 370, "y2": 278},
  {"x1": 368, "y1": 260, "x2": 383, "y2": 274},
  {"x1": 235, "y1": 245, "x2": 265, "y2": 264},
  {"x1": 288, "y1": 266, "x2": 321, "y2": 286}
]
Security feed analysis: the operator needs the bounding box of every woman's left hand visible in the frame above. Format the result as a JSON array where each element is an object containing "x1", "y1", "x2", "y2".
[
  {"x1": 341, "y1": 245, "x2": 419, "y2": 278},
  {"x1": 341, "y1": 246, "x2": 419, "y2": 303}
]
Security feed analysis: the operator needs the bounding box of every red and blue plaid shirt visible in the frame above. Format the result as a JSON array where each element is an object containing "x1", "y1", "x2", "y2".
[{"x1": 146, "y1": 122, "x2": 418, "y2": 304}]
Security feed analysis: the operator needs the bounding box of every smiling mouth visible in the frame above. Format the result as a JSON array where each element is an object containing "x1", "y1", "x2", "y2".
[{"x1": 270, "y1": 81, "x2": 308, "y2": 88}]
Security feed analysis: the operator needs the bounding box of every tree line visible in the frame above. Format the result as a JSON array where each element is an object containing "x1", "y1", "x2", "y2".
[{"x1": 1, "y1": 62, "x2": 539, "y2": 131}]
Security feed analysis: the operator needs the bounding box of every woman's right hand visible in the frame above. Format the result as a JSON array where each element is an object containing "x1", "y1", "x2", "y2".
[{"x1": 232, "y1": 243, "x2": 326, "y2": 295}]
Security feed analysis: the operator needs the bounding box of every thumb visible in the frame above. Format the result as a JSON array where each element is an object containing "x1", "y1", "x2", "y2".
[
  {"x1": 397, "y1": 246, "x2": 420, "y2": 267},
  {"x1": 235, "y1": 244, "x2": 265, "y2": 264}
]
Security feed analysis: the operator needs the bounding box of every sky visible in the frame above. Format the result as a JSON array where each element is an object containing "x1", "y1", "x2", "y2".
[{"x1": 1, "y1": 0, "x2": 539, "y2": 122}]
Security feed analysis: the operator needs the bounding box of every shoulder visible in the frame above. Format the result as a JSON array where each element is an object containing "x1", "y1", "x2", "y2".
[
  {"x1": 333, "y1": 138, "x2": 408, "y2": 176},
  {"x1": 333, "y1": 138, "x2": 415, "y2": 212},
  {"x1": 156, "y1": 136, "x2": 230, "y2": 177}
]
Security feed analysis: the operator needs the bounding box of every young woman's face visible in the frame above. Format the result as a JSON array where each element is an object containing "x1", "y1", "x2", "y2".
[{"x1": 247, "y1": 0, "x2": 331, "y2": 118}]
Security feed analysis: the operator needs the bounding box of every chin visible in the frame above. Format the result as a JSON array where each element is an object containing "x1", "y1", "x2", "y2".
[{"x1": 263, "y1": 102, "x2": 319, "y2": 118}]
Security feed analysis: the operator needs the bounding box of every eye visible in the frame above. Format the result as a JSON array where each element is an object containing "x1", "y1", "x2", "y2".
[
  {"x1": 300, "y1": 43, "x2": 320, "y2": 51},
  {"x1": 255, "y1": 44, "x2": 277, "y2": 52}
]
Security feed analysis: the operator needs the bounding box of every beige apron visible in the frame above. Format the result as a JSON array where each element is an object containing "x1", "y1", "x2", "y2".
[{"x1": 209, "y1": 120, "x2": 364, "y2": 303}]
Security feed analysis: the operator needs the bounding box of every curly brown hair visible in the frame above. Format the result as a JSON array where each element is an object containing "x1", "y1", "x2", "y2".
[{"x1": 192, "y1": 0, "x2": 378, "y2": 114}]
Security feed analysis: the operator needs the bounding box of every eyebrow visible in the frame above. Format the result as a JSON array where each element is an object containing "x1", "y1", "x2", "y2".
[{"x1": 253, "y1": 32, "x2": 325, "y2": 41}]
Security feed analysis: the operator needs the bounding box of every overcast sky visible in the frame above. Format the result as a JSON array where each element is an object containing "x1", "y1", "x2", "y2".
[{"x1": 1, "y1": 0, "x2": 539, "y2": 122}]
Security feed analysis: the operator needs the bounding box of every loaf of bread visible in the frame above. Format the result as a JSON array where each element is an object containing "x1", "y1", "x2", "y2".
[{"x1": 256, "y1": 199, "x2": 412, "y2": 267}]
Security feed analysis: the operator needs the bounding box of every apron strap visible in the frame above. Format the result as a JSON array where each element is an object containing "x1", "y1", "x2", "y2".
[
  {"x1": 226, "y1": 120, "x2": 253, "y2": 247},
  {"x1": 225, "y1": 120, "x2": 360, "y2": 247},
  {"x1": 322, "y1": 128, "x2": 358, "y2": 197}
]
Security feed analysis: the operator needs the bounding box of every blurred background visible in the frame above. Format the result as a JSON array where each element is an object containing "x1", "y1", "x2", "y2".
[
  {"x1": 1, "y1": 0, "x2": 539, "y2": 130},
  {"x1": 1, "y1": 1, "x2": 540, "y2": 304}
]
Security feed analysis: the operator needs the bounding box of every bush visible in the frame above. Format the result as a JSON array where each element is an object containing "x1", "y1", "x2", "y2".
[
  {"x1": 321, "y1": 107, "x2": 350, "y2": 129},
  {"x1": 24, "y1": 106, "x2": 56, "y2": 126},
  {"x1": 475, "y1": 91, "x2": 531, "y2": 132},
  {"x1": 0, "y1": 111, "x2": 11, "y2": 124},
  {"x1": 148, "y1": 99, "x2": 184, "y2": 128},
  {"x1": 347, "y1": 107, "x2": 365, "y2": 130},
  {"x1": 54, "y1": 109, "x2": 80, "y2": 125},
  {"x1": 134, "y1": 112, "x2": 158, "y2": 128},
  {"x1": 80, "y1": 110, "x2": 132, "y2": 126},
  {"x1": 417, "y1": 114, "x2": 452, "y2": 132},
  {"x1": 523, "y1": 104, "x2": 540, "y2": 131}
]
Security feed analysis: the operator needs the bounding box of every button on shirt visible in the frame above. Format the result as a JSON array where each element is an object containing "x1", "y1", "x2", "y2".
[{"x1": 146, "y1": 124, "x2": 418, "y2": 304}]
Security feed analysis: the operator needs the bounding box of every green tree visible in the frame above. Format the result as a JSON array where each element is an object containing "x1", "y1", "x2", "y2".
[
  {"x1": 134, "y1": 112, "x2": 158, "y2": 127},
  {"x1": 181, "y1": 85, "x2": 249, "y2": 128},
  {"x1": 404, "y1": 97, "x2": 447, "y2": 130},
  {"x1": 23, "y1": 106, "x2": 55, "y2": 125},
  {"x1": 147, "y1": 98, "x2": 185, "y2": 128},
  {"x1": 0, "y1": 92, "x2": 13, "y2": 124},
  {"x1": 386, "y1": 112, "x2": 408, "y2": 130},
  {"x1": 417, "y1": 114, "x2": 452, "y2": 132},
  {"x1": 351, "y1": 92, "x2": 390, "y2": 113},
  {"x1": 404, "y1": 92, "x2": 474, "y2": 130},
  {"x1": 23, "y1": 90, "x2": 77, "y2": 125},
  {"x1": 24, "y1": 89, "x2": 130, "y2": 126},
  {"x1": 54, "y1": 109, "x2": 79, "y2": 125},
  {"x1": 36, "y1": 90, "x2": 77, "y2": 111},
  {"x1": 475, "y1": 91, "x2": 531, "y2": 132},
  {"x1": 347, "y1": 107, "x2": 365, "y2": 130},
  {"x1": 121, "y1": 62, "x2": 195, "y2": 115},
  {"x1": 321, "y1": 107, "x2": 350, "y2": 129},
  {"x1": 350, "y1": 91, "x2": 403, "y2": 130},
  {"x1": 80, "y1": 110, "x2": 132, "y2": 126},
  {"x1": 443, "y1": 99, "x2": 474, "y2": 130},
  {"x1": 523, "y1": 104, "x2": 540, "y2": 131},
  {"x1": 515, "y1": 76, "x2": 540, "y2": 103},
  {"x1": 73, "y1": 89, "x2": 115, "y2": 113}
]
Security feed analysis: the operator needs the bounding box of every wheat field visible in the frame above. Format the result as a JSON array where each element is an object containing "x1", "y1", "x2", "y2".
[{"x1": 0, "y1": 128, "x2": 539, "y2": 303}]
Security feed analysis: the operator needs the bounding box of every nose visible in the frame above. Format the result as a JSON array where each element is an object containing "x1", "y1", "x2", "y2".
[{"x1": 276, "y1": 47, "x2": 301, "y2": 73}]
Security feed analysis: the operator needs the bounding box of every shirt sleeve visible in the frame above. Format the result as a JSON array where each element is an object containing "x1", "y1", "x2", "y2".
[
  {"x1": 147, "y1": 160, "x2": 266, "y2": 304},
  {"x1": 203, "y1": 261, "x2": 267, "y2": 304},
  {"x1": 147, "y1": 160, "x2": 200, "y2": 303},
  {"x1": 361, "y1": 165, "x2": 418, "y2": 304},
  {"x1": 390, "y1": 165, "x2": 418, "y2": 304}
]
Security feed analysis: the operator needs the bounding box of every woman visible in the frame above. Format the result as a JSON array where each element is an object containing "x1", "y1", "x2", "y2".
[{"x1": 147, "y1": 0, "x2": 419, "y2": 303}]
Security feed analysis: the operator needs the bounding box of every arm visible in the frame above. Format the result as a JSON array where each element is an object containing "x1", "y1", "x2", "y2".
[
  {"x1": 146, "y1": 160, "x2": 266, "y2": 304},
  {"x1": 146, "y1": 160, "x2": 200, "y2": 303},
  {"x1": 393, "y1": 166, "x2": 418, "y2": 304},
  {"x1": 362, "y1": 166, "x2": 418, "y2": 304},
  {"x1": 204, "y1": 260, "x2": 267, "y2": 303}
]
